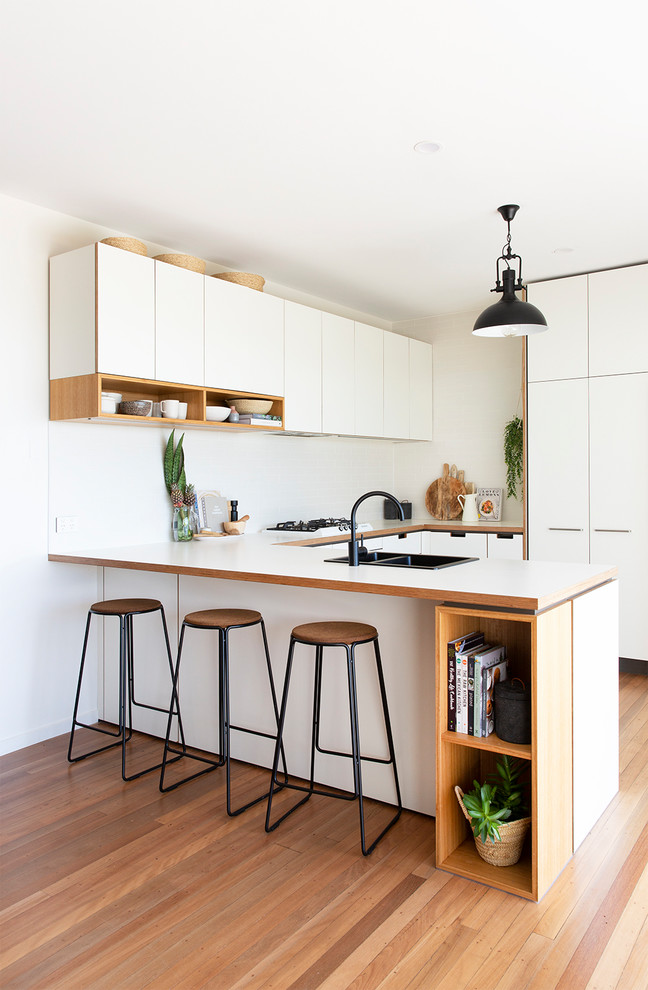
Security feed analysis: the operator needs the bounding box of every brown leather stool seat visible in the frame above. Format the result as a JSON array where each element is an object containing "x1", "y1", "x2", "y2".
[
  {"x1": 292, "y1": 621, "x2": 377, "y2": 646},
  {"x1": 184, "y1": 608, "x2": 262, "y2": 629},
  {"x1": 160, "y1": 607, "x2": 286, "y2": 816},
  {"x1": 90, "y1": 598, "x2": 163, "y2": 616},
  {"x1": 265, "y1": 620, "x2": 402, "y2": 855},
  {"x1": 68, "y1": 598, "x2": 179, "y2": 782}
]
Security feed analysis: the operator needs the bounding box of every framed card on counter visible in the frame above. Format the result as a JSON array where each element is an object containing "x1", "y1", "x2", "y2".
[{"x1": 477, "y1": 488, "x2": 502, "y2": 521}]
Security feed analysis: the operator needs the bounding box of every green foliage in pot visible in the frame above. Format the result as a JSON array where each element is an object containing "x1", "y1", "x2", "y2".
[
  {"x1": 461, "y1": 755, "x2": 528, "y2": 844},
  {"x1": 503, "y1": 416, "x2": 524, "y2": 500},
  {"x1": 164, "y1": 429, "x2": 186, "y2": 495}
]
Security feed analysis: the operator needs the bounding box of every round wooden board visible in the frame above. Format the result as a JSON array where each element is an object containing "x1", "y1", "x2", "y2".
[{"x1": 425, "y1": 477, "x2": 466, "y2": 520}]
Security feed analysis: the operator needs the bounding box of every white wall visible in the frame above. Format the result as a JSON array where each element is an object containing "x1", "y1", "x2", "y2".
[
  {"x1": 1, "y1": 190, "x2": 522, "y2": 755},
  {"x1": 392, "y1": 312, "x2": 525, "y2": 524}
]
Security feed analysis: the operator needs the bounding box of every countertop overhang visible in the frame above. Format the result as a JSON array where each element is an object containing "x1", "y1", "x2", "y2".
[{"x1": 49, "y1": 528, "x2": 617, "y2": 614}]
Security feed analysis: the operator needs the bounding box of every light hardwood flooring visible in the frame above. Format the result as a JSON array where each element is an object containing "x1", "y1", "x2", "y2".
[{"x1": 1, "y1": 672, "x2": 647, "y2": 989}]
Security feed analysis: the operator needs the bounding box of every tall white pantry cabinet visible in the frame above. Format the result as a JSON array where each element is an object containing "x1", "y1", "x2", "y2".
[{"x1": 526, "y1": 263, "x2": 648, "y2": 662}]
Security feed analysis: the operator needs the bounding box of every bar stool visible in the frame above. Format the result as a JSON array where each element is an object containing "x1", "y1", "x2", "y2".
[
  {"x1": 159, "y1": 608, "x2": 286, "y2": 816},
  {"x1": 68, "y1": 598, "x2": 181, "y2": 781},
  {"x1": 265, "y1": 620, "x2": 402, "y2": 855}
]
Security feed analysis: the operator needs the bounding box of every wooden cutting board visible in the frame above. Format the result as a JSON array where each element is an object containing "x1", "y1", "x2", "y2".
[{"x1": 425, "y1": 463, "x2": 467, "y2": 520}]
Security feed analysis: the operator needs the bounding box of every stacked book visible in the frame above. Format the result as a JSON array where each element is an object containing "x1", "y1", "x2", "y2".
[
  {"x1": 447, "y1": 632, "x2": 508, "y2": 737},
  {"x1": 237, "y1": 413, "x2": 282, "y2": 426}
]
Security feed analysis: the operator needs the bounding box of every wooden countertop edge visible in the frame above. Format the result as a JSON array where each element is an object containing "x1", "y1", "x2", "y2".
[
  {"x1": 281, "y1": 522, "x2": 523, "y2": 547},
  {"x1": 47, "y1": 553, "x2": 617, "y2": 613}
]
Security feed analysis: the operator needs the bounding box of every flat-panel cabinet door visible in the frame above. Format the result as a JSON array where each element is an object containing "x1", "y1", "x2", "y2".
[
  {"x1": 383, "y1": 331, "x2": 410, "y2": 438},
  {"x1": 96, "y1": 243, "x2": 155, "y2": 379},
  {"x1": 354, "y1": 322, "x2": 384, "y2": 437},
  {"x1": 322, "y1": 313, "x2": 355, "y2": 434},
  {"x1": 487, "y1": 533, "x2": 524, "y2": 560},
  {"x1": 588, "y1": 265, "x2": 648, "y2": 376},
  {"x1": 527, "y1": 275, "x2": 588, "y2": 382},
  {"x1": 155, "y1": 261, "x2": 204, "y2": 386},
  {"x1": 589, "y1": 373, "x2": 648, "y2": 660},
  {"x1": 422, "y1": 531, "x2": 488, "y2": 557},
  {"x1": 527, "y1": 379, "x2": 589, "y2": 563},
  {"x1": 383, "y1": 532, "x2": 422, "y2": 553},
  {"x1": 205, "y1": 276, "x2": 284, "y2": 395},
  {"x1": 409, "y1": 338, "x2": 433, "y2": 440},
  {"x1": 283, "y1": 301, "x2": 322, "y2": 432}
]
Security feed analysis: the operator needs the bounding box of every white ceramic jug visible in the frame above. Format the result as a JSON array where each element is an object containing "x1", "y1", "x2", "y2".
[{"x1": 457, "y1": 492, "x2": 478, "y2": 522}]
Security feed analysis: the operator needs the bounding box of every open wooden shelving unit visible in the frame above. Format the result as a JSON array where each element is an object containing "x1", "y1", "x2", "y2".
[
  {"x1": 49, "y1": 373, "x2": 284, "y2": 432},
  {"x1": 435, "y1": 602, "x2": 574, "y2": 901}
]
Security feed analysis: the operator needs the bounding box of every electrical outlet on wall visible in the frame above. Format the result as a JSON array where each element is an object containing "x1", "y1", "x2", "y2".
[{"x1": 56, "y1": 515, "x2": 79, "y2": 533}]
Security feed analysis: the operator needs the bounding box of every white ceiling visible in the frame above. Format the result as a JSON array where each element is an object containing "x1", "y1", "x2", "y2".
[{"x1": 1, "y1": 0, "x2": 646, "y2": 322}]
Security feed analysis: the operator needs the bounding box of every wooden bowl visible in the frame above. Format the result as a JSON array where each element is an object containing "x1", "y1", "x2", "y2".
[{"x1": 223, "y1": 519, "x2": 247, "y2": 535}]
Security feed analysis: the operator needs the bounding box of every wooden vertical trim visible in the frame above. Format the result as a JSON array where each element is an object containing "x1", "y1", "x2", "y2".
[{"x1": 94, "y1": 243, "x2": 99, "y2": 373}]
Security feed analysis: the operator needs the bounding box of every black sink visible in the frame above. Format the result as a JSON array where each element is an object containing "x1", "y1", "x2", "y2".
[{"x1": 324, "y1": 551, "x2": 478, "y2": 570}]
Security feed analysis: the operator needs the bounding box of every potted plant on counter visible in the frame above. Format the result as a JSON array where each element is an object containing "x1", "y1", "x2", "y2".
[
  {"x1": 455, "y1": 754, "x2": 530, "y2": 866},
  {"x1": 164, "y1": 430, "x2": 197, "y2": 541}
]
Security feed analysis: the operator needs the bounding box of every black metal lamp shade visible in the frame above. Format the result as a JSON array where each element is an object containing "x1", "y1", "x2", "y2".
[{"x1": 473, "y1": 206, "x2": 548, "y2": 337}]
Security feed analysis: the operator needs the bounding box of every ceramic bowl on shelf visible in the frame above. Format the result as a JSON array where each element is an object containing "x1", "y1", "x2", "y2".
[
  {"x1": 226, "y1": 398, "x2": 273, "y2": 415},
  {"x1": 206, "y1": 406, "x2": 231, "y2": 422},
  {"x1": 118, "y1": 399, "x2": 152, "y2": 417},
  {"x1": 101, "y1": 396, "x2": 119, "y2": 414}
]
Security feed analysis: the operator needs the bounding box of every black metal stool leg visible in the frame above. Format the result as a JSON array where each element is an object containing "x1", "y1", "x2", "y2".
[
  {"x1": 160, "y1": 622, "x2": 223, "y2": 793},
  {"x1": 68, "y1": 612, "x2": 124, "y2": 764}
]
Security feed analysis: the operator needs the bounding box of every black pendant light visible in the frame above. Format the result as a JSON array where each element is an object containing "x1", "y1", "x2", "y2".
[{"x1": 473, "y1": 205, "x2": 548, "y2": 337}]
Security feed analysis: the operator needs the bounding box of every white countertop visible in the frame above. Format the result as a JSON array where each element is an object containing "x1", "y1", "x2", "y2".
[{"x1": 49, "y1": 529, "x2": 616, "y2": 613}]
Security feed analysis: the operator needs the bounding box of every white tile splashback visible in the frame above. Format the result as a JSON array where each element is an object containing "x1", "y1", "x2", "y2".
[{"x1": 48, "y1": 421, "x2": 397, "y2": 550}]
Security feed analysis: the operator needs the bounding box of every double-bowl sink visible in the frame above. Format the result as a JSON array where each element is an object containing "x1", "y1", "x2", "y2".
[{"x1": 324, "y1": 550, "x2": 478, "y2": 570}]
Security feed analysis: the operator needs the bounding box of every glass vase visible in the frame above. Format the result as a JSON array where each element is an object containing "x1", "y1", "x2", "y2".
[{"x1": 173, "y1": 505, "x2": 195, "y2": 542}]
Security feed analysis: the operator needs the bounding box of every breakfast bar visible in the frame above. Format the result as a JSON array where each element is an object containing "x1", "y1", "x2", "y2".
[{"x1": 50, "y1": 531, "x2": 619, "y2": 900}]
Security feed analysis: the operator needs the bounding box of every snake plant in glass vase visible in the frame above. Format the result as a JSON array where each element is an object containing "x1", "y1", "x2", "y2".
[{"x1": 164, "y1": 430, "x2": 197, "y2": 541}]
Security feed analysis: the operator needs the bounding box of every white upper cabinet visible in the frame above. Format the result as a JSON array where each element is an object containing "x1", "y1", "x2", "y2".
[
  {"x1": 155, "y1": 261, "x2": 204, "y2": 386},
  {"x1": 383, "y1": 331, "x2": 410, "y2": 439},
  {"x1": 526, "y1": 275, "x2": 588, "y2": 382},
  {"x1": 322, "y1": 313, "x2": 355, "y2": 434},
  {"x1": 283, "y1": 301, "x2": 322, "y2": 432},
  {"x1": 49, "y1": 243, "x2": 155, "y2": 380},
  {"x1": 96, "y1": 244, "x2": 155, "y2": 379},
  {"x1": 588, "y1": 264, "x2": 648, "y2": 377},
  {"x1": 408, "y1": 338, "x2": 433, "y2": 440},
  {"x1": 354, "y1": 322, "x2": 384, "y2": 437},
  {"x1": 527, "y1": 378, "x2": 590, "y2": 563},
  {"x1": 204, "y1": 276, "x2": 284, "y2": 395}
]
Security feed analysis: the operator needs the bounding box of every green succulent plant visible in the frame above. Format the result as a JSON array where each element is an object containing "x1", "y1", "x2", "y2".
[{"x1": 461, "y1": 755, "x2": 528, "y2": 844}]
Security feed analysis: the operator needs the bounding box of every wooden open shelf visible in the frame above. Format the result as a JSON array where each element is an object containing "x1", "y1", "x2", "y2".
[
  {"x1": 435, "y1": 603, "x2": 574, "y2": 901},
  {"x1": 50, "y1": 374, "x2": 284, "y2": 432}
]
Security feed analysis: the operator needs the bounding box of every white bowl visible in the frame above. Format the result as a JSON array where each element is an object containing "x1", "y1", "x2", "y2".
[
  {"x1": 101, "y1": 396, "x2": 119, "y2": 414},
  {"x1": 206, "y1": 405, "x2": 231, "y2": 422},
  {"x1": 101, "y1": 391, "x2": 122, "y2": 402}
]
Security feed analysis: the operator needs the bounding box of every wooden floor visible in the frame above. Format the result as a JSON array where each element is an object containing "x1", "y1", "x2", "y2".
[{"x1": 1, "y1": 673, "x2": 647, "y2": 990}]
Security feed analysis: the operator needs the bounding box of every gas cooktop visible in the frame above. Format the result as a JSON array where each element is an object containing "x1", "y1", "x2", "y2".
[{"x1": 266, "y1": 518, "x2": 373, "y2": 538}]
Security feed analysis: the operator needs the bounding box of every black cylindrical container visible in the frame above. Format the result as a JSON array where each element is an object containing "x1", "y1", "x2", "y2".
[
  {"x1": 494, "y1": 678, "x2": 531, "y2": 744},
  {"x1": 230, "y1": 500, "x2": 238, "y2": 522}
]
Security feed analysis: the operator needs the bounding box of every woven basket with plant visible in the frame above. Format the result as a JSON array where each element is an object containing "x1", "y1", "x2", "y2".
[{"x1": 455, "y1": 754, "x2": 531, "y2": 867}]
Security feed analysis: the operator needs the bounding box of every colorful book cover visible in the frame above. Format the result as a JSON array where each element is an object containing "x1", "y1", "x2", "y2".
[
  {"x1": 473, "y1": 645, "x2": 506, "y2": 737},
  {"x1": 482, "y1": 658, "x2": 508, "y2": 737},
  {"x1": 456, "y1": 637, "x2": 485, "y2": 733},
  {"x1": 447, "y1": 631, "x2": 483, "y2": 732}
]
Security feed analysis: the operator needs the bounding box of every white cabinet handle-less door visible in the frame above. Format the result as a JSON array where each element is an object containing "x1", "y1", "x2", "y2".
[
  {"x1": 527, "y1": 379, "x2": 590, "y2": 563},
  {"x1": 589, "y1": 373, "x2": 648, "y2": 661}
]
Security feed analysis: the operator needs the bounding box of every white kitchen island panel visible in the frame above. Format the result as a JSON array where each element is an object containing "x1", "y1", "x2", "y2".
[{"x1": 177, "y1": 575, "x2": 436, "y2": 815}]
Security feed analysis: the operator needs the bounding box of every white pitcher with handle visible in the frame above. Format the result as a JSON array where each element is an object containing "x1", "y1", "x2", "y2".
[{"x1": 457, "y1": 492, "x2": 478, "y2": 522}]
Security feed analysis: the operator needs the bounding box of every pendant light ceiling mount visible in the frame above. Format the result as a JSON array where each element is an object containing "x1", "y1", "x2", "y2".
[{"x1": 472, "y1": 203, "x2": 548, "y2": 338}]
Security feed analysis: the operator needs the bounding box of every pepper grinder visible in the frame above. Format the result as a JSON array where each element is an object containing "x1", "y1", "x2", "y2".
[{"x1": 230, "y1": 499, "x2": 238, "y2": 522}]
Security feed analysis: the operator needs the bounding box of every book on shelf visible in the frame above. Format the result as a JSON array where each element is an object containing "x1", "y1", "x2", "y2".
[
  {"x1": 472, "y1": 644, "x2": 507, "y2": 737},
  {"x1": 461, "y1": 644, "x2": 490, "y2": 734},
  {"x1": 482, "y1": 656, "x2": 508, "y2": 737},
  {"x1": 447, "y1": 631, "x2": 484, "y2": 732},
  {"x1": 237, "y1": 414, "x2": 282, "y2": 426}
]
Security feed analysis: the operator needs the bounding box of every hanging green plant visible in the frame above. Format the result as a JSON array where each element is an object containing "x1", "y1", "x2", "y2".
[{"x1": 503, "y1": 416, "x2": 524, "y2": 500}]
